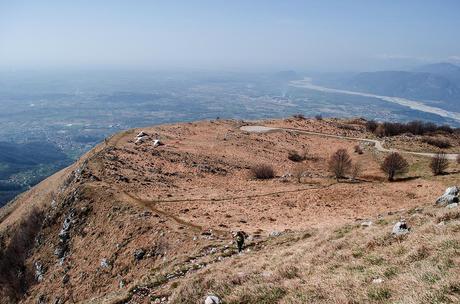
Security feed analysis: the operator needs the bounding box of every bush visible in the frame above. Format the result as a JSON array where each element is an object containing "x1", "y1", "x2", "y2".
[
  {"x1": 328, "y1": 149, "x2": 352, "y2": 179},
  {"x1": 365, "y1": 120, "x2": 378, "y2": 133},
  {"x1": 288, "y1": 149, "x2": 307, "y2": 162},
  {"x1": 457, "y1": 154, "x2": 460, "y2": 164},
  {"x1": 370, "y1": 120, "x2": 456, "y2": 137},
  {"x1": 251, "y1": 164, "x2": 275, "y2": 179},
  {"x1": 381, "y1": 152, "x2": 409, "y2": 181},
  {"x1": 315, "y1": 114, "x2": 323, "y2": 120},
  {"x1": 354, "y1": 145, "x2": 363, "y2": 154},
  {"x1": 430, "y1": 152, "x2": 449, "y2": 175},
  {"x1": 422, "y1": 137, "x2": 452, "y2": 149},
  {"x1": 292, "y1": 113, "x2": 305, "y2": 120}
]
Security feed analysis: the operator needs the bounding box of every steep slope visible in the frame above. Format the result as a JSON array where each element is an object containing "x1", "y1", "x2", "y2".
[{"x1": 0, "y1": 118, "x2": 459, "y2": 303}]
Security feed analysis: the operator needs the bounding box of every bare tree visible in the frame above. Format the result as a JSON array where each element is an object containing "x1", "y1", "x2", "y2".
[
  {"x1": 381, "y1": 152, "x2": 409, "y2": 181},
  {"x1": 430, "y1": 152, "x2": 448, "y2": 175},
  {"x1": 328, "y1": 149, "x2": 352, "y2": 179},
  {"x1": 351, "y1": 161, "x2": 362, "y2": 181},
  {"x1": 293, "y1": 164, "x2": 308, "y2": 183}
]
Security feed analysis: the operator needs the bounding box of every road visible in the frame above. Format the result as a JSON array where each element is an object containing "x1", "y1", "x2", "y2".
[{"x1": 240, "y1": 125, "x2": 459, "y2": 160}]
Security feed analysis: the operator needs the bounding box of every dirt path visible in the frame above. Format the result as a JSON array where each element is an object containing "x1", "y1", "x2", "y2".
[{"x1": 241, "y1": 125, "x2": 460, "y2": 160}]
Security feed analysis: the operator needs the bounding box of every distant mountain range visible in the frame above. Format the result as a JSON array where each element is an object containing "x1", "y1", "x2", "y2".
[{"x1": 316, "y1": 63, "x2": 460, "y2": 111}]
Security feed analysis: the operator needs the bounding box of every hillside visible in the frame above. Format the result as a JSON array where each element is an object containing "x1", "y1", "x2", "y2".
[{"x1": 0, "y1": 118, "x2": 459, "y2": 304}]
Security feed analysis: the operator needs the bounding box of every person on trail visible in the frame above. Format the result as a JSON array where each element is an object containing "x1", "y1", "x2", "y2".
[{"x1": 234, "y1": 231, "x2": 247, "y2": 253}]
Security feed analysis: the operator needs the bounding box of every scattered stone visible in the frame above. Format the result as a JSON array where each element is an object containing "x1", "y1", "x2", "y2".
[
  {"x1": 153, "y1": 139, "x2": 164, "y2": 147},
  {"x1": 100, "y1": 258, "x2": 110, "y2": 268},
  {"x1": 204, "y1": 295, "x2": 221, "y2": 304},
  {"x1": 372, "y1": 278, "x2": 384, "y2": 284},
  {"x1": 436, "y1": 186, "x2": 460, "y2": 206},
  {"x1": 269, "y1": 231, "x2": 282, "y2": 237},
  {"x1": 392, "y1": 219, "x2": 410, "y2": 236},
  {"x1": 134, "y1": 249, "x2": 146, "y2": 261},
  {"x1": 446, "y1": 203, "x2": 458, "y2": 209},
  {"x1": 137, "y1": 131, "x2": 148, "y2": 137},
  {"x1": 34, "y1": 261, "x2": 45, "y2": 282},
  {"x1": 62, "y1": 274, "x2": 70, "y2": 285},
  {"x1": 361, "y1": 221, "x2": 373, "y2": 227}
]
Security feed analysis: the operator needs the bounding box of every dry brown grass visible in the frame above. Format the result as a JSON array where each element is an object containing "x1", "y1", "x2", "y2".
[{"x1": 167, "y1": 205, "x2": 460, "y2": 304}]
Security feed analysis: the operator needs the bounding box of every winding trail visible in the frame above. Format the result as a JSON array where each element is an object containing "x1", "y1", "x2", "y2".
[{"x1": 241, "y1": 125, "x2": 460, "y2": 160}]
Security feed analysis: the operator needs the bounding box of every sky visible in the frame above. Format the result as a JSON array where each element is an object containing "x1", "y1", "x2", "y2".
[{"x1": 1, "y1": 0, "x2": 460, "y2": 72}]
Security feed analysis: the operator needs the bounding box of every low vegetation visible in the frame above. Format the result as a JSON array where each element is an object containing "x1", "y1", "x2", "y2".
[
  {"x1": 251, "y1": 164, "x2": 276, "y2": 179},
  {"x1": 366, "y1": 120, "x2": 456, "y2": 137},
  {"x1": 422, "y1": 136, "x2": 452, "y2": 149},
  {"x1": 380, "y1": 152, "x2": 409, "y2": 181},
  {"x1": 287, "y1": 149, "x2": 307, "y2": 162},
  {"x1": 168, "y1": 205, "x2": 460, "y2": 304}
]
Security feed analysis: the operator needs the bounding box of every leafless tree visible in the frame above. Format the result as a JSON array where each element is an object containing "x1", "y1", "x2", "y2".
[
  {"x1": 430, "y1": 152, "x2": 448, "y2": 175},
  {"x1": 381, "y1": 152, "x2": 409, "y2": 181},
  {"x1": 351, "y1": 161, "x2": 362, "y2": 181},
  {"x1": 328, "y1": 148, "x2": 352, "y2": 179},
  {"x1": 293, "y1": 164, "x2": 308, "y2": 183}
]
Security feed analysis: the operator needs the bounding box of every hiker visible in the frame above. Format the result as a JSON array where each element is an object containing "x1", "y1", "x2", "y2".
[{"x1": 234, "y1": 231, "x2": 247, "y2": 253}]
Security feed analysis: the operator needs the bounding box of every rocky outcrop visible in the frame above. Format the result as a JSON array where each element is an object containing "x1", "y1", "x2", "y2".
[{"x1": 436, "y1": 186, "x2": 460, "y2": 206}]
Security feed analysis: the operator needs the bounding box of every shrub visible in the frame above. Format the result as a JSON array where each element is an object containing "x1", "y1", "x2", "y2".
[
  {"x1": 354, "y1": 145, "x2": 363, "y2": 154},
  {"x1": 365, "y1": 120, "x2": 378, "y2": 133},
  {"x1": 315, "y1": 114, "x2": 323, "y2": 120},
  {"x1": 328, "y1": 149, "x2": 352, "y2": 179},
  {"x1": 380, "y1": 152, "x2": 409, "y2": 181},
  {"x1": 292, "y1": 113, "x2": 305, "y2": 120},
  {"x1": 430, "y1": 152, "x2": 449, "y2": 175},
  {"x1": 370, "y1": 120, "x2": 456, "y2": 137},
  {"x1": 457, "y1": 154, "x2": 460, "y2": 164},
  {"x1": 288, "y1": 149, "x2": 307, "y2": 162},
  {"x1": 251, "y1": 164, "x2": 275, "y2": 179},
  {"x1": 422, "y1": 137, "x2": 452, "y2": 149}
]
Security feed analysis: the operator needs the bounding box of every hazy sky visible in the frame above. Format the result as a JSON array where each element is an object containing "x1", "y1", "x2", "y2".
[{"x1": 1, "y1": 0, "x2": 460, "y2": 71}]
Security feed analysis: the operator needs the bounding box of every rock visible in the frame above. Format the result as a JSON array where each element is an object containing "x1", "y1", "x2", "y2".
[
  {"x1": 372, "y1": 278, "x2": 384, "y2": 284},
  {"x1": 100, "y1": 258, "x2": 110, "y2": 268},
  {"x1": 54, "y1": 244, "x2": 67, "y2": 259},
  {"x1": 446, "y1": 203, "x2": 459, "y2": 209},
  {"x1": 269, "y1": 231, "x2": 282, "y2": 237},
  {"x1": 134, "y1": 249, "x2": 146, "y2": 261},
  {"x1": 137, "y1": 131, "x2": 148, "y2": 137},
  {"x1": 392, "y1": 220, "x2": 410, "y2": 236},
  {"x1": 34, "y1": 261, "x2": 45, "y2": 282},
  {"x1": 204, "y1": 295, "x2": 221, "y2": 304},
  {"x1": 436, "y1": 186, "x2": 460, "y2": 206},
  {"x1": 361, "y1": 221, "x2": 373, "y2": 227},
  {"x1": 153, "y1": 139, "x2": 164, "y2": 147}
]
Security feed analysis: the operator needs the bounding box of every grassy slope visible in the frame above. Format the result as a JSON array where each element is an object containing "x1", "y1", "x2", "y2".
[{"x1": 160, "y1": 205, "x2": 460, "y2": 304}]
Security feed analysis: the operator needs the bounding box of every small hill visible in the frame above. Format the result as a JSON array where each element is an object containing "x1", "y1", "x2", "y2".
[{"x1": 0, "y1": 118, "x2": 459, "y2": 303}]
